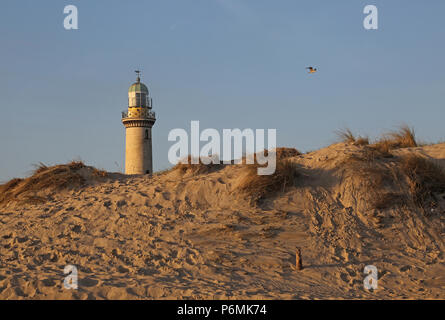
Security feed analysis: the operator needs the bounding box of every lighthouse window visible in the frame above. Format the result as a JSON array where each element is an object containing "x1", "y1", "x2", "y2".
[
  {"x1": 135, "y1": 93, "x2": 147, "y2": 107},
  {"x1": 145, "y1": 129, "x2": 149, "y2": 140},
  {"x1": 141, "y1": 93, "x2": 147, "y2": 106}
]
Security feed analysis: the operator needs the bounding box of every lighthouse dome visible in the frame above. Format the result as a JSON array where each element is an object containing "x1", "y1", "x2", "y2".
[{"x1": 128, "y1": 81, "x2": 148, "y2": 94}]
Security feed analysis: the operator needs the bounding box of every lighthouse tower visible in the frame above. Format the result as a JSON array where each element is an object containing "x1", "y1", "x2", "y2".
[{"x1": 122, "y1": 71, "x2": 156, "y2": 174}]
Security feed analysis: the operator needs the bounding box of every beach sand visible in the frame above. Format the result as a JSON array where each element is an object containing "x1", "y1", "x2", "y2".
[{"x1": 0, "y1": 143, "x2": 444, "y2": 299}]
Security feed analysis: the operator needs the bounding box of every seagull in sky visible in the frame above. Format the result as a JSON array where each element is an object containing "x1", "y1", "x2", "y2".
[{"x1": 306, "y1": 67, "x2": 317, "y2": 74}]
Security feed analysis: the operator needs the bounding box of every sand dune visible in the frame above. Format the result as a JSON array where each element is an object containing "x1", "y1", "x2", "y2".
[{"x1": 0, "y1": 143, "x2": 444, "y2": 299}]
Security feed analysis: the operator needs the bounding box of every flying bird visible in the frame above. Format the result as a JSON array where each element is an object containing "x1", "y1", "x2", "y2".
[{"x1": 306, "y1": 67, "x2": 317, "y2": 74}]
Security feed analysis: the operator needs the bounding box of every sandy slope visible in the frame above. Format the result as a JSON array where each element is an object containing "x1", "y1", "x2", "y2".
[{"x1": 0, "y1": 143, "x2": 444, "y2": 299}]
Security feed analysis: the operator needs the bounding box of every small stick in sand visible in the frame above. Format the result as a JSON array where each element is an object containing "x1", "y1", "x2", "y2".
[{"x1": 296, "y1": 247, "x2": 303, "y2": 270}]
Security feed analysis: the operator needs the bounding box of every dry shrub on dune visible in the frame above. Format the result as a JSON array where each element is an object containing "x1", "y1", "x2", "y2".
[
  {"x1": 92, "y1": 168, "x2": 108, "y2": 178},
  {"x1": 346, "y1": 145, "x2": 393, "y2": 163},
  {"x1": 336, "y1": 128, "x2": 369, "y2": 146},
  {"x1": 342, "y1": 126, "x2": 434, "y2": 211},
  {"x1": 67, "y1": 160, "x2": 86, "y2": 171},
  {"x1": 0, "y1": 160, "x2": 106, "y2": 206},
  {"x1": 174, "y1": 148, "x2": 302, "y2": 201},
  {"x1": 340, "y1": 145, "x2": 445, "y2": 211},
  {"x1": 0, "y1": 178, "x2": 24, "y2": 203},
  {"x1": 339, "y1": 146, "x2": 402, "y2": 210},
  {"x1": 336, "y1": 126, "x2": 417, "y2": 157},
  {"x1": 274, "y1": 147, "x2": 302, "y2": 160},
  {"x1": 240, "y1": 147, "x2": 301, "y2": 164},
  {"x1": 237, "y1": 158, "x2": 300, "y2": 203},
  {"x1": 173, "y1": 148, "x2": 301, "y2": 176},
  {"x1": 29, "y1": 161, "x2": 86, "y2": 189},
  {"x1": 173, "y1": 155, "x2": 224, "y2": 176},
  {"x1": 398, "y1": 154, "x2": 445, "y2": 208},
  {"x1": 371, "y1": 125, "x2": 417, "y2": 154},
  {"x1": 371, "y1": 191, "x2": 406, "y2": 211},
  {"x1": 387, "y1": 125, "x2": 417, "y2": 148}
]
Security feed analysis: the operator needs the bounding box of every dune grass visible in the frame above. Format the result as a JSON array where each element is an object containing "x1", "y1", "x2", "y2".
[
  {"x1": 237, "y1": 158, "x2": 300, "y2": 203},
  {"x1": 371, "y1": 125, "x2": 417, "y2": 154},
  {"x1": 337, "y1": 125, "x2": 419, "y2": 159},
  {"x1": 173, "y1": 155, "x2": 224, "y2": 176},
  {"x1": 340, "y1": 148, "x2": 399, "y2": 210},
  {"x1": 271, "y1": 147, "x2": 301, "y2": 160},
  {"x1": 239, "y1": 147, "x2": 301, "y2": 165},
  {"x1": 398, "y1": 154, "x2": 445, "y2": 208},
  {"x1": 0, "y1": 161, "x2": 107, "y2": 206},
  {"x1": 336, "y1": 128, "x2": 369, "y2": 146},
  {"x1": 173, "y1": 148, "x2": 302, "y2": 202},
  {"x1": 340, "y1": 142, "x2": 445, "y2": 211},
  {"x1": 174, "y1": 148, "x2": 301, "y2": 177}
]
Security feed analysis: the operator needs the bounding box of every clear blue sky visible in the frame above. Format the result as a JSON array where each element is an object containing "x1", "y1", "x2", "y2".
[{"x1": 1, "y1": 0, "x2": 444, "y2": 181}]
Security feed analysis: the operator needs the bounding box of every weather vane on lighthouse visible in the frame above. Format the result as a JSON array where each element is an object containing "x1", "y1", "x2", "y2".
[{"x1": 135, "y1": 70, "x2": 141, "y2": 82}]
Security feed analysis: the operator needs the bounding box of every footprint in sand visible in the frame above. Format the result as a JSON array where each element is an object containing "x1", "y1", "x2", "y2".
[
  {"x1": 345, "y1": 267, "x2": 357, "y2": 277},
  {"x1": 16, "y1": 236, "x2": 29, "y2": 244},
  {"x1": 340, "y1": 272, "x2": 350, "y2": 283},
  {"x1": 339, "y1": 267, "x2": 360, "y2": 287},
  {"x1": 116, "y1": 199, "x2": 127, "y2": 208},
  {"x1": 40, "y1": 278, "x2": 57, "y2": 287},
  {"x1": 400, "y1": 265, "x2": 412, "y2": 272},
  {"x1": 162, "y1": 192, "x2": 171, "y2": 200},
  {"x1": 71, "y1": 225, "x2": 83, "y2": 234},
  {"x1": 103, "y1": 200, "x2": 112, "y2": 208}
]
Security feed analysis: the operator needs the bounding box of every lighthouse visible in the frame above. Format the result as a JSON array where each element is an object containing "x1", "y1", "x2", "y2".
[{"x1": 122, "y1": 71, "x2": 156, "y2": 174}]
